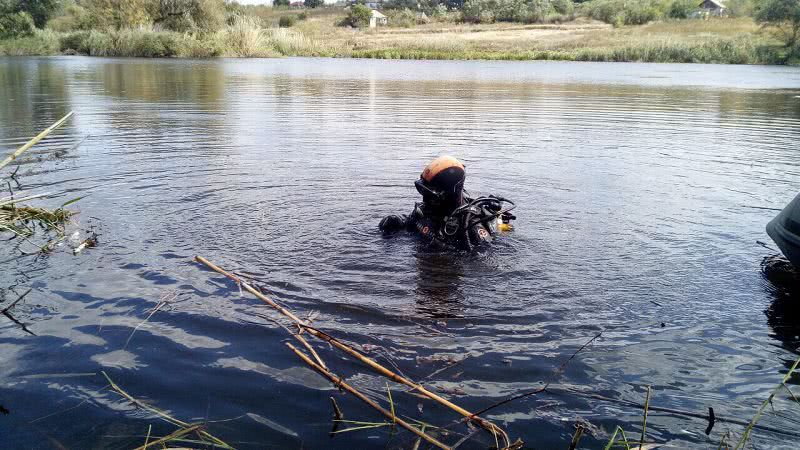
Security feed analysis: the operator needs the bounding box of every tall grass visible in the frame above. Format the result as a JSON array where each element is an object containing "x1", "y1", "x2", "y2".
[
  {"x1": 0, "y1": 29, "x2": 59, "y2": 55},
  {"x1": 350, "y1": 34, "x2": 783, "y2": 64},
  {"x1": 222, "y1": 15, "x2": 273, "y2": 57},
  {"x1": 267, "y1": 28, "x2": 321, "y2": 56}
]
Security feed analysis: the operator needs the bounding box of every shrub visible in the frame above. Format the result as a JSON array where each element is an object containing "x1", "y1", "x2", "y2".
[
  {"x1": 153, "y1": 0, "x2": 226, "y2": 33},
  {"x1": 580, "y1": 0, "x2": 659, "y2": 26},
  {"x1": 267, "y1": 27, "x2": 314, "y2": 54},
  {"x1": 178, "y1": 34, "x2": 224, "y2": 57},
  {"x1": 726, "y1": 0, "x2": 753, "y2": 18},
  {"x1": 3, "y1": 0, "x2": 60, "y2": 28},
  {"x1": 340, "y1": 4, "x2": 373, "y2": 27},
  {"x1": 59, "y1": 30, "x2": 91, "y2": 53},
  {"x1": 298, "y1": 12, "x2": 308, "y2": 20},
  {"x1": 552, "y1": 0, "x2": 575, "y2": 14},
  {"x1": 754, "y1": 0, "x2": 800, "y2": 49},
  {"x1": 463, "y1": 0, "x2": 561, "y2": 24},
  {"x1": 223, "y1": 15, "x2": 269, "y2": 56},
  {"x1": 279, "y1": 15, "x2": 297, "y2": 27},
  {"x1": 305, "y1": 0, "x2": 325, "y2": 7},
  {"x1": 0, "y1": 11, "x2": 35, "y2": 38},
  {"x1": 114, "y1": 29, "x2": 182, "y2": 57},
  {"x1": 389, "y1": 8, "x2": 418, "y2": 27},
  {"x1": 46, "y1": 4, "x2": 95, "y2": 32},
  {"x1": 666, "y1": 0, "x2": 696, "y2": 18},
  {"x1": 0, "y1": 29, "x2": 60, "y2": 55},
  {"x1": 274, "y1": 0, "x2": 290, "y2": 6}
]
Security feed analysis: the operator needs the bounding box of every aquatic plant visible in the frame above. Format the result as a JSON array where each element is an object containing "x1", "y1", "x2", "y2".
[
  {"x1": 0, "y1": 112, "x2": 79, "y2": 245},
  {"x1": 267, "y1": 27, "x2": 319, "y2": 56},
  {"x1": 195, "y1": 255, "x2": 516, "y2": 449},
  {"x1": 222, "y1": 15, "x2": 271, "y2": 57},
  {"x1": 101, "y1": 371, "x2": 233, "y2": 449}
]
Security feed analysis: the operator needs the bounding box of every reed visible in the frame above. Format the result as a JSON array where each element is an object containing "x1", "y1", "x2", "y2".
[
  {"x1": 0, "y1": 112, "x2": 73, "y2": 171},
  {"x1": 195, "y1": 255, "x2": 514, "y2": 448},
  {"x1": 101, "y1": 371, "x2": 233, "y2": 449},
  {"x1": 287, "y1": 342, "x2": 451, "y2": 449},
  {"x1": 735, "y1": 355, "x2": 800, "y2": 449},
  {"x1": 223, "y1": 15, "x2": 272, "y2": 57}
]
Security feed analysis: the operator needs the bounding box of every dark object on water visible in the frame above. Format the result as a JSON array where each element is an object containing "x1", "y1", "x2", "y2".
[{"x1": 767, "y1": 193, "x2": 800, "y2": 268}]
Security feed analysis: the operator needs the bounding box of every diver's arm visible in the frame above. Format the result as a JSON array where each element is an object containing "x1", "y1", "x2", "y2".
[
  {"x1": 379, "y1": 205, "x2": 422, "y2": 234},
  {"x1": 379, "y1": 214, "x2": 408, "y2": 234}
]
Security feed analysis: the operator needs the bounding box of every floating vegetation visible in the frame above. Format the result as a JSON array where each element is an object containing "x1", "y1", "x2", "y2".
[
  {"x1": 0, "y1": 194, "x2": 75, "y2": 238},
  {"x1": 101, "y1": 371, "x2": 234, "y2": 450},
  {"x1": 735, "y1": 356, "x2": 800, "y2": 449},
  {"x1": 195, "y1": 255, "x2": 517, "y2": 450},
  {"x1": 0, "y1": 112, "x2": 84, "y2": 253},
  {"x1": 194, "y1": 255, "x2": 800, "y2": 449}
]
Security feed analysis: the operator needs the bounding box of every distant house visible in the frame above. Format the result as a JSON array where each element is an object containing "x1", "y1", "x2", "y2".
[
  {"x1": 369, "y1": 10, "x2": 388, "y2": 28},
  {"x1": 289, "y1": 1, "x2": 305, "y2": 7},
  {"x1": 698, "y1": 0, "x2": 726, "y2": 15}
]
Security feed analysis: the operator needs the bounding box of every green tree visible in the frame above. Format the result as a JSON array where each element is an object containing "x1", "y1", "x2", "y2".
[
  {"x1": 667, "y1": 0, "x2": 697, "y2": 18},
  {"x1": 305, "y1": 0, "x2": 324, "y2": 7},
  {"x1": 343, "y1": 3, "x2": 371, "y2": 26},
  {"x1": 754, "y1": 0, "x2": 800, "y2": 49},
  {"x1": 0, "y1": 10, "x2": 34, "y2": 36},
  {"x1": 273, "y1": 0, "x2": 289, "y2": 6},
  {"x1": 152, "y1": 0, "x2": 226, "y2": 32},
  {"x1": 79, "y1": 0, "x2": 151, "y2": 29},
  {"x1": 0, "y1": 0, "x2": 62, "y2": 28},
  {"x1": 17, "y1": 0, "x2": 61, "y2": 28}
]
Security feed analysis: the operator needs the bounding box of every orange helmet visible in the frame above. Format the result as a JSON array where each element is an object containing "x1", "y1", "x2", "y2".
[{"x1": 415, "y1": 155, "x2": 465, "y2": 203}]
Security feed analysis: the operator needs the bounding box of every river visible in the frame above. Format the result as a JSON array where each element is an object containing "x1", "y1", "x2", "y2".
[{"x1": 1, "y1": 56, "x2": 800, "y2": 449}]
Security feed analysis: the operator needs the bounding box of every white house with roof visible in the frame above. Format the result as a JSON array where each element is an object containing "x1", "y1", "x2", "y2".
[
  {"x1": 369, "y1": 10, "x2": 388, "y2": 28},
  {"x1": 698, "y1": 0, "x2": 726, "y2": 15}
]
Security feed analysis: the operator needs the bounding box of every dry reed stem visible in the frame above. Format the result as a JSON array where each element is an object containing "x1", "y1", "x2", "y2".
[
  {"x1": 0, "y1": 112, "x2": 73, "y2": 171},
  {"x1": 101, "y1": 371, "x2": 232, "y2": 449},
  {"x1": 735, "y1": 355, "x2": 800, "y2": 449},
  {"x1": 569, "y1": 424, "x2": 584, "y2": 450},
  {"x1": 286, "y1": 342, "x2": 451, "y2": 450},
  {"x1": 639, "y1": 385, "x2": 651, "y2": 450},
  {"x1": 143, "y1": 424, "x2": 151, "y2": 448},
  {"x1": 134, "y1": 424, "x2": 202, "y2": 450},
  {"x1": 194, "y1": 255, "x2": 511, "y2": 447}
]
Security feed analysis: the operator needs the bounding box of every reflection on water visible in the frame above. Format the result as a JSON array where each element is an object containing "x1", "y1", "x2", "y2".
[
  {"x1": 415, "y1": 250, "x2": 467, "y2": 318},
  {"x1": 762, "y1": 256, "x2": 800, "y2": 360},
  {"x1": 1, "y1": 56, "x2": 800, "y2": 449}
]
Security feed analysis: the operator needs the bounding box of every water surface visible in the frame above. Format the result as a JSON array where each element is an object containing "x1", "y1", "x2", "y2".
[{"x1": 1, "y1": 56, "x2": 800, "y2": 449}]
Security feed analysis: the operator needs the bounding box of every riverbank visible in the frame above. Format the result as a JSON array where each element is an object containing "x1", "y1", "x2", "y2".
[{"x1": 0, "y1": 16, "x2": 790, "y2": 64}]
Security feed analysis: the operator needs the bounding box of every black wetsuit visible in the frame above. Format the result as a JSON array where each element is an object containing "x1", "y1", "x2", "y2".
[{"x1": 380, "y1": 195, "x2": 512, "y2": 250}]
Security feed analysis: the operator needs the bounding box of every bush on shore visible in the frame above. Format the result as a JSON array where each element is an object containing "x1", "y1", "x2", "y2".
[
  {"x1": 351, "y1": 35, "x2": 784, "y2": 64},
  {"x1": 579, "y1": 0, "x2": 721, "y2": 26},
  {"x1": 0, "y1": 11, "x2": 36, "y2": 38},
  {"x1": 462, "y1": 0, "x2": 574, "y2": 24},
  {"x1": 0, "y1": 29, "x2": 59, "y2": 55},
  {"x1": 339, "y1": 4, "x2": 373, "y2": 28},
  {"x1": 278, "y1": 15, "x2": 297, "y2": 27}
]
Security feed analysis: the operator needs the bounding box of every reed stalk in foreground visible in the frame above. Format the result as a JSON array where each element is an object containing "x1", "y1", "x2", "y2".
[
  {"x1": 735, "y1": 355, "x2": 800, "y2": 449},
  {"x1": 101, "y1": 371, "x2": 233, "y2": 449},
  {"x1": 194, "y1": 255, "x2": 512, "y2": 447},
  {"x1": 0, "y1": 112, "x2": 74, "y2": 171},
  {"x1": 287, "y1": 342, "x2": 451, "y2": 450}
]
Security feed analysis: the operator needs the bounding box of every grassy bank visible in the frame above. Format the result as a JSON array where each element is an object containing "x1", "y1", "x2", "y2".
[{"x1": 0, "y1": 13, "x2": 789, "y2": 64}]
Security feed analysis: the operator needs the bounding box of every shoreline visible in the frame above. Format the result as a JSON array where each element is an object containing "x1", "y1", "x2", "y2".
[{"x1": 0, "y1": 18, "x2": 793, "y2": 66}]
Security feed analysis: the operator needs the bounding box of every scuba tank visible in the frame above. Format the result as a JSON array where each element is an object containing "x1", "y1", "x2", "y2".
[{"x1": 442, "y1": 195, "x2": 516, "y2": 251}]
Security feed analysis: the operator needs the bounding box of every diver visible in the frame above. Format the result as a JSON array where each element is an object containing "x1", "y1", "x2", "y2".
[{"x1": 379, "y1": 155, "x2": 516, "y2": 251}]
